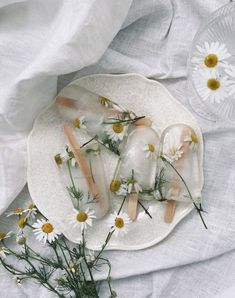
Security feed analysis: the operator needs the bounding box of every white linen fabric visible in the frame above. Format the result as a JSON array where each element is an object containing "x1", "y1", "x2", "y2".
[{"x1": 1, "y1": 0, "x2": 235, "y2": 297}]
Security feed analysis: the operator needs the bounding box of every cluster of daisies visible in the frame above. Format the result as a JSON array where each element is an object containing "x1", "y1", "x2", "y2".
[{"x1": 191, "y1": 41, "x2": 235, "y2": 104}]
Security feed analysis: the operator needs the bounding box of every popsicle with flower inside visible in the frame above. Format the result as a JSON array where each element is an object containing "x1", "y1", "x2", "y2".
[
  {"x1": 110, "y1": 125, "x2": 160, "y2": 221},
  {"x1": 56, "y1": 85, "x2": 150, "y2": 155},
  {"x1": 54, "y1": 125, "x2": 110, "y2": 219},
  {"x1": 159, "y1": 124, "x2": 201, "y2": 223}
]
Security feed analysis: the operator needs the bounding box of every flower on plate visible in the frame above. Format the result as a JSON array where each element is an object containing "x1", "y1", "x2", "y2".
[
  {"x1": 73, "y1": 116, "x2": 86, "y2": 129},
  {"x1": 68, "y1": 208, "x2": 96, "y2": 231},
  {"x1": 225, "y1": 64, "x2": 235, "y2": 96},
  {"x1": 54, "y1": 148, "x2": 77, "y2": 167},
  {"x1": 107, "y1": 212, "x2": 131, "y2": 237},
  {"x1": 191, "y1": 41, "x2": 231, "y2": 69},
  {"x1": 105, "y1": 122, "x2": 127, "y2": 142},
  {"x1": 0, "y1": 246, "x2": 9, "y2": 259},
  {"x1": 0, "y1": 231, "x2": 12, "y2": 241},
  {"x1": 24, "y1": 202, "x2": 37, "y2": 220},
  {"x1": 33, "y1": 219, "x2": 60, "y2": 244},
  {"x1": 6, "y1": 208, "x2": 25, "y2": 217},
  {"x1": 194, "y1": 68, "x2": 230, "y2": 103},
  {"x1": 142, "y1": 143, "x2": 157, "y2": 160}
]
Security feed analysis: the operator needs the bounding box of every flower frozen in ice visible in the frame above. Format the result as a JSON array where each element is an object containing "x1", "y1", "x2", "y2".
[
  {"x1": 73, "y1": 116, "x2": 86, "y2": 129},
  {"x1": 33, "y1": 219, "x2": 60, "y2": 244},
  {"x1": 127, "y1": 177, "x2": 142, "y2": 194},
  {"x1": 54, "y1": 148, "x2": 77, "y2": 167},
  {"x1": 194, "y1": 68, "x2": 230, "y2": 103},
  {"x1": 107, "y1": 212, "x2": 131, "y2": 237},
  {"x1": 142, "y1": 143, "x2": 157, "y2": 160},
  {"x1": 110, "y1": 179, "x2": 128, "y2": 196},
  {"x1": 191, "y1": 41, "x2": 231, "y2": 69},
  {"x1": 68, "y1": 208, "x2": 96, "y2": 231},
  {"x1": 105, "y1": 122, "x2": 127, "y2": 142},
  {"x1": 163, "y1": 131, "x2": 183, "y2": 163}
]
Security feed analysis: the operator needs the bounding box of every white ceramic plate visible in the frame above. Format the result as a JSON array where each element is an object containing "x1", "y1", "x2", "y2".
[{"x1": 27, "y1": 73, "x2": 204, "y2": 251}]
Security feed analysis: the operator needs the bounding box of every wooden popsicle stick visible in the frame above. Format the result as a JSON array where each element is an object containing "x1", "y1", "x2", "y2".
[
  {"x1": 63, "y1": 124, "x2": 100, "y2": 201},
  {"x1": 164, "y1": 127, "x2": 193, "y2": 223},
  {"x1": 56, "y1": 96, "x2": 78, "y2": 109},
  {"x1": 134, "y1": 117, "x2": 152, "y2": 127},
  {"x1": 128, "y1": 192, "x2": 138, "y2": 221}
]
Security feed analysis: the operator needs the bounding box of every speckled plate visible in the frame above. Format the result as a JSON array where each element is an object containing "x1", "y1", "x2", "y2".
[{"x1": 27, "y1": 73, "x2": 204, "y2": 250}]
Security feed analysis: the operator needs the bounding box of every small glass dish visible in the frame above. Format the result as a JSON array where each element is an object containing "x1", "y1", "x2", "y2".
[{"x1": 188, "y1": 1, "x2": 235, "y2": 122}]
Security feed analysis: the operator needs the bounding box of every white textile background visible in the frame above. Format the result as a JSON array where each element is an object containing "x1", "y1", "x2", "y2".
[{"x1": 1, "y1": 0, "x2": 235, "y2": 297}]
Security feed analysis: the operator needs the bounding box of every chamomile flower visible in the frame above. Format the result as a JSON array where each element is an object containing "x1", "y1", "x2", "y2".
[
  {"x1": 68, "y1": 208, "x2": 95, "y2": 231},
  {"x1": 163, "y1": 131, "x2": 183, "y2": 163},
  {"x1": 0, "y1": 246, "x2": 9, "y2": 259},
  {"x1": 33, "y1": 219, "x2": 60, "y2": 244},
  {"x1": 54, "y1": 148, "x2": 77, "y2": 167},
  {"x1": 184, "y1": 132, "x2": 199, "y2": 150},
  {"x1": 116, "y1": 183, "x2": 128, "y2": 196},
  {"x1": 194, "y1": 68, "x2": 230, "y2": 103},
  {"x1": 142, "y1": 143, "x2": 157, "y2": 160},
  {"x1": 0, "y1": 231, "x2": 12, "y2": 241},
  {"x1": 73, "y1": 116, "x2": 86, "y2": 129},
  {"x1": 99, "y1": 96, "x2": 111, "y2": 108},
  {"x1": 105, "y1": 122, "x2": 127, "y2": 142},
  {"x1": 225, "y1": 64, "x2": 235, "y2": 96},
  {"x1": 127, "y1": 177, "x2": 142, "y2": 194},
  {"x1": 24, "y1": 202, "x2": 37, "y2": 220},
  {"x1": 7, "y1": 208, "x2": 25, "y2": 217},
  {"x1": 107, "y1": 212, "x2": 131, "y2": 237},
  {"x1": 191, "y1": 41, "x2": 231, "y2": 69}
]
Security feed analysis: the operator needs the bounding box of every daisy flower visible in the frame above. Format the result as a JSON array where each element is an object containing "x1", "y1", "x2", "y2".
[
  {"x1": 142, "y1": 143, "x2": 157, "y2": 160},
  {"x1": 105, "y1": 122, "x2": 127, "y2": 142},
  {"x1": 99, "y1": 96, "x2": 111, "y2": 108},
  {"x1": 116, "y1": 183, "x2": 128, "y2": 196},
  {"x1": 73, "y1": 116, "x2": 86, "y2": 129},
  {"x1": 225, "y1": 64, "x2": 235, "y2": 96},
  {"x1": 68, "y1": 208, "x2": 96, "y2": 231},
  {"x1": 54, "y1": 148, "x2": 76, "y2": 167},
  {"x1": 0, "y1": 231, "x2": 12, "y2": 241},
  {"x1": 24, "y1": 202, "x2": 37, "y2": 220},
  {"x1": 184, "y1": 132, "x2": 199, "y2": 150},
  {"x1": 191, "y1": 41, "x2": 231, "y2": 69},
  {"x1": 6, "y1": 208, "x2": 25, "y2": 217},
  {"x1": 163, "y1": 131, "x2": 183, "y2": 163},
  {"x1": 33, "y1": 219, "x2": 61, "y2": 244},
  {"x1": 194, "y1": 68, "x2": 230, "y2": 103},
  {"x1": 107, "y1": 212, "x2": 131, "y2": 237},
  {"x1": 127, "y1": 177, "x2": 142, "y2": 194},
  {"x1": 0, "y1": 246, "x2": 9, "y2": 259}
]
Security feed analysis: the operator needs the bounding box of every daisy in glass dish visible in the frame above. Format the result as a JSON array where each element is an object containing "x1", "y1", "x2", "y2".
[
  {"x1": 107, "y1": 211, "x2": 131, "y2": 237},
  {"x1": 68, "y1": 208, "x2": 96, "y2": 231},
  {"x1": 6, "y1": 208, "x2": 25, "y2": 217},
  {"x1": 191, "y1": 41, "x2": 231, "y2": 70},
  {"x1": 0, "y1": 231, "x2": 12, "y2": 242},
  {"x1": 142, "y1": 143, "x2": 158, "y2": 160},
  {"x1": 225, "y1": 64, "x2": 235, "y2": 96},
  {"x1": 24, "y1": 202, "x2": 37, "y2": 220},
  {"x1": 104, "y1": 122, "x2": 128, "y2": 142},
  {"x1": 194, "y1": 68, "x2": 230, "y2": 104},
  {"x1": 33, "y1": 219, "x2": 61, "y2": 244}
]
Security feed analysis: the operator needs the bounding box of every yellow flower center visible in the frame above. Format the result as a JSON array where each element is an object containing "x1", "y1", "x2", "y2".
[
  {"x1": 115, "y1": 217, "x2": 124, "y2": 229},
  {"x1": 207, "y1": 78, "x2": 220, "y2": 91},
  {"x1": 14, "y1": 208, "x2": 24, "y2": 215},
  {"x1": 148, "y1": 144, "x2": 155, "y2": 152},
  {"x1": 28, "y1": 203, "x2": 34, "y2": 210},
  {"x1": 18, "y1": 217, "x2": 26, "y2": 229},
  {"x1": 73, "y1": 118, "x2": 81, "y2": 128},
  {"x1": 191, "y1": 133, "x2": 198, "y2": 143},
  {"x1": 0, "y1": 232, "x2": 6, "y2": 240},
  {"x1": 76, "y1": 211, "x2": 88, "y2": 222},
  {"x1": 204, "y1": 54, "x2": 218, "y2": 68},
  {"x1": 54, "y1": 154, "x2": 62, "y2": 165},
  {"x1": 42, "y1": 223, "x2": 54, "y2": 234},
  {"x1": 99, "y1": 96, "x2": 109, "y2": 106},
  {"x1": 110, "y1": 180, "x2": 121, "y2": 192},
  {"x1": 170, "y1": 147, "x2": 177, "y2": 156},
  {"x1": 112, "y1": 123, "x2": 124, "y2": 134}
]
